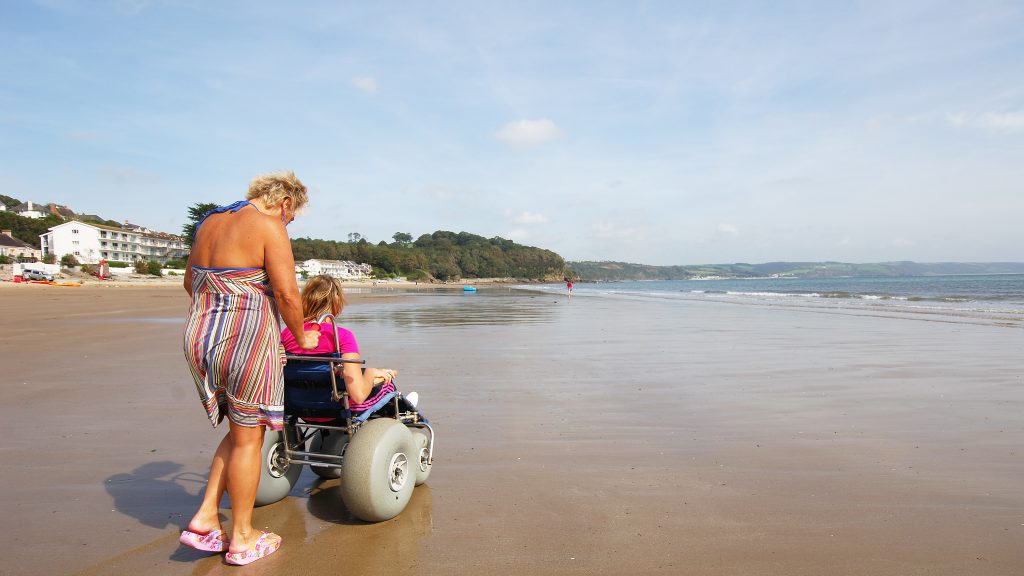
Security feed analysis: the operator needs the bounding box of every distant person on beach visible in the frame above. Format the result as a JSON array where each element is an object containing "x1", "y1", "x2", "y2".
[
  {"x1": 567, "y1": 280, "x2": 574, "y2": 294},
  {"x1": 280, "y1": 274, "x2": 408, "y2": 409},
  {"x1": 180, "y1": 171, "x2": 319, "y2": 566}
]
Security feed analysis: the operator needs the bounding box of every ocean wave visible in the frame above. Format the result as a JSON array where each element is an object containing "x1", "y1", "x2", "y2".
[{"x1": 513, "y1": 282, "x2": 1024, "y2": 317}]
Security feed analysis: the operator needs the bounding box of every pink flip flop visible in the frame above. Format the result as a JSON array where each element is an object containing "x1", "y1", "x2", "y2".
[
  {"x1": 224, "y1": 532, "x2": 281, "y2": 566},
  {"x1": 179, "y1": 529, "x2": 228, "y2": 553}
]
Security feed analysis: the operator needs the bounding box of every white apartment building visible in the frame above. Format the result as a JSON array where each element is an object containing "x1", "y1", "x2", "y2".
[
  {"x1": 298, "y1": 259, "x2": 372, "y2": 279},
  {"x1": 40, "y1": 220, "x2": 187, "y2": 265}
]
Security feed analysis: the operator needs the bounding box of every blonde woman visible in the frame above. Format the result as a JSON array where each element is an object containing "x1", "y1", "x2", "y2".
[
  {"x1": 180, "y1": 172, "x2": 319, "y2": 565},
  {"x1": 280, "y1": 274, "x2": 402, "y2": 409}
]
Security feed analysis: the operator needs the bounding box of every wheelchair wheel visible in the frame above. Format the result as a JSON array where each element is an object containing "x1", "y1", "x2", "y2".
[
  {"x1": 308, "y1": 430, "x2": 348, "y2": 480},
  {"x1": 340, "y1": 418, "x2": 417, "y2": 522},
  {"x1": 412, "y1": 429, "x2": 432, "y2": 486},
  {"x1": 254, "y1": 429, "x2": 302, "y2": 507}
]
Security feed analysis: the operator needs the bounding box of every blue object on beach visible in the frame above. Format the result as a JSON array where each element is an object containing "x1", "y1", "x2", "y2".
[{"x1": 463, "y1": 285, "x2": 477, "y2": 292}]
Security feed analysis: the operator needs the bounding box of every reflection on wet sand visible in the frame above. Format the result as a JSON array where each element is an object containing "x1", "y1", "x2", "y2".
[
  {"x1": 345, "y1": 291, "x2": 564, "y2": 328},
  {"x1": 297, "y1": 481, "x2": 435, "y2": 574}
]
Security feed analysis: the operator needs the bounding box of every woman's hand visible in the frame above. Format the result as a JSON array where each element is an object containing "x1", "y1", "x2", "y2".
[{"x1": 299, "y1": 330, "x2": 320, "y2": 350}]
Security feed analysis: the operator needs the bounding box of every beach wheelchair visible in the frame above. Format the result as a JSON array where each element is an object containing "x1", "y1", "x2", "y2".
[{"x1": 252, "y1": 319, "x2": 434, "y2": 522}]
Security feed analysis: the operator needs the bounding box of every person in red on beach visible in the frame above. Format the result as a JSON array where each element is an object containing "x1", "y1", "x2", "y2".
[{"x1": 567, "y1": 280, "x2": 574, "y2": 295}]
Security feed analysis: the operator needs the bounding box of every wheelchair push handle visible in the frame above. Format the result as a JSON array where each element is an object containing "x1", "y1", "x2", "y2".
[
  {"x1": 284, "y1": 355, "x2": 366, "y2": 364},
  {"x1": 320, "y1": 312, "x2": 344, "y2": 357}
]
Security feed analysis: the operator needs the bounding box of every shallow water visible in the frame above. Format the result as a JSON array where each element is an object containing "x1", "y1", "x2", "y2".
[{"x1": 526, "y1": 275, "x2": 1024, "y2": 328}]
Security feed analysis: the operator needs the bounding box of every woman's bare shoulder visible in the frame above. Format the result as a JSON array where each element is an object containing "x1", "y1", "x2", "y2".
[{"x1": 240, "y1": 208, "x2": 285, "y2": 233}]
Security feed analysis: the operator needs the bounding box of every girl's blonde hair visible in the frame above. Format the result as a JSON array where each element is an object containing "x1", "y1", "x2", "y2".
[
  {"x1": 246, "y1": 170, "x2": 309, "y2": 212},
  {"x1": 301, "y1": 275, "x2": 346, "y2": 321}
]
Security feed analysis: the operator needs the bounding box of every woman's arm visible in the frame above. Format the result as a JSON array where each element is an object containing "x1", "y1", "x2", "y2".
[{"x1": 263, "y1": 220, "x2": 318, "y2": 349}]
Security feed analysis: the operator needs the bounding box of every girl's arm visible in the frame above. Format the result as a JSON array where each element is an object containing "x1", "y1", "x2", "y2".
[{"x1": 340, "y1": 352, "x2": 397, "y2": 405}]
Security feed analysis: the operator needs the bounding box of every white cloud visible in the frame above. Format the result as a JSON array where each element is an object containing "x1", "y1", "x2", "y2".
[
  {"x1": 892, "y1": 237, "x2": 916, "y2": 248},
  {"x1": 494, "y1": 118, "x2": 562, "y2": 148},
  {"x1": 946, "y1": 112, "x2": 968, "y2": 128},
  {"x1": 983, "y1": 112, "x2": 1024, "y2": 132},
  {"x1": 947, "y1": 111, "x2": 1024, "y2": 133},
  {"x1": 507, "y1": 210, "x2": 548, "y2": 225},
  {"x1": 718, "y1": 223, "x2": 739, "y2": 235},
  {"x1": 507, "y1": 228, "x2": 529, "y2": 241},
  {"x1": 352, "y1": 76, "x2": 378, "y2": 94},
  {"x1": 591, "y1": 220, "x2": 647, "y2": 242},
  {"x1": 113, "y1": 0, "x2": 150, "y2": 14}
]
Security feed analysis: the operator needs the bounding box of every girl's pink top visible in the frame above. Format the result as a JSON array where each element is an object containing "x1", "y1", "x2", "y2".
[{"x1": 281, "y1": 321, "x2": 360, "y2": 355}]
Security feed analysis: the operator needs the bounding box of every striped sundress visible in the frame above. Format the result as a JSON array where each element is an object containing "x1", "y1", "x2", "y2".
[{"x1": 183, "y1": 266, "x2": 287, "y2": 430}]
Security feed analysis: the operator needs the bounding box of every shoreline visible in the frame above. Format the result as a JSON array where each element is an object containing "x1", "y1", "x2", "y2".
[{"x1": 0, "y1": 277, "x2": 527, "y2": 291}]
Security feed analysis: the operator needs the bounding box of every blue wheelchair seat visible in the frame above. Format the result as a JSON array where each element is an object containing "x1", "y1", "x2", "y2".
[{"x1": 283, "y1": 356, "x2": 351, "y2": 420}]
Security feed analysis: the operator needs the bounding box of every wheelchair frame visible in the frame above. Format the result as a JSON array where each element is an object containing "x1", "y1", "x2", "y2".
[{"x1": 277, "y1": 353, "x2": 435, "y2": 476}]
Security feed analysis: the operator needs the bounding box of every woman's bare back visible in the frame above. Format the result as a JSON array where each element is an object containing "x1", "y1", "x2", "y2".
[{"x1": 190, "y1": 206, "x2": 274, "y2": 269}]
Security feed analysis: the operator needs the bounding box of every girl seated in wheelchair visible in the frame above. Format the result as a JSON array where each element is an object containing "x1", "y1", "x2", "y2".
[{"x1": 280, "y1": 274, "x2": 414, "y2": 410}]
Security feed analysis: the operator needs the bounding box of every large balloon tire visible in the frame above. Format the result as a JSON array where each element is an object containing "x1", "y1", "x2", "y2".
[
  {"x1": 308, "y1": 430, "x2": 348, "y2": 480},
  {"x1": 412, "y1": 429, "x2": 432, "y2": 486},
  {"x1": 254, "y1": 429, "x2": 302, "y2": 507},
  {"x1": 340, "y1": 419, "x2": 417, "y2": 522}
]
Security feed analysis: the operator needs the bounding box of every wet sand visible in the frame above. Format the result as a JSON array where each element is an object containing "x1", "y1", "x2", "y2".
[{"x1": 1, "y1": 283, "x2": 1022, "y2": 575}]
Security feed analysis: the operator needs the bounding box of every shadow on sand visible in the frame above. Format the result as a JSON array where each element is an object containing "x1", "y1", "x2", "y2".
[{"x1": 104, "y1": 460, "x2": 208, "y2": 530}]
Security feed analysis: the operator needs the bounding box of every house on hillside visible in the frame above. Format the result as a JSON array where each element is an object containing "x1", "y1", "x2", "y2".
[
  {"x1": 40, "y1": 220, "x2": 187, "y2": 265},
  {"x1": 0, "y1": 229, "x2": 41, "y2": 260},
  {"x1": 47, "y1": 203, "x2": 76, "y2": 219},
  {"x1": 123, "y1": 221, "x2": 150, "y2": 233},
  {"x1": 12, "y1": 201, "x2": 46, "y2": 219},
  {"x1": 297, "y1": 259, "x2": 372, "y2": 280}
]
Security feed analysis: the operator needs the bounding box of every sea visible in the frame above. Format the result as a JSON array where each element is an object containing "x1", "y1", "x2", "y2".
[{"x1": 524, "y1": 274, "x2": 1024, "y2": 327}]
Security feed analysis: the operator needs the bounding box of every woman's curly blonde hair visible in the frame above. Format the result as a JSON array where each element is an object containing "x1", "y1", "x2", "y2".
[{"x1": 246, "y1": 170, "x2": 309, "y2": 212}]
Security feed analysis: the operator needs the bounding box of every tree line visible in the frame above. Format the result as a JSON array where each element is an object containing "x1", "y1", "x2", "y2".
[{"x1": 292, "y1": 231, "x2": 567, "y2": 281}]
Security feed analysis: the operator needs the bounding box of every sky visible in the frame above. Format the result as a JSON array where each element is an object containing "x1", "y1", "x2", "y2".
[{"x1": 2, "y1": 1, "x2": 1022, "y2": 265}]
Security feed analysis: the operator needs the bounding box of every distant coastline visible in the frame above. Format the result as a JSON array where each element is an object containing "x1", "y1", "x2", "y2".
[{"x1": 568, "y1": 260, "x2": 1024, "y2": 282}]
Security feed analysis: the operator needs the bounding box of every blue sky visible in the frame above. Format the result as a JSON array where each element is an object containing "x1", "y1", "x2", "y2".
[{"x1": 2, "y1": 1, "x2": 1022, "y2": 265}]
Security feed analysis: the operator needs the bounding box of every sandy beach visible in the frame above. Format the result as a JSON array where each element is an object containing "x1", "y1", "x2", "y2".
[{"x1": 1, "y1": 282, "x2": 1022, "y2": 575}]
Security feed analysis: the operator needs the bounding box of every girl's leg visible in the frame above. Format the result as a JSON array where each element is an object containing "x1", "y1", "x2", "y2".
[
  {"x1": 186, "y1": 432, "x2": 231, "y2": 535},
  {"x1": 225, "y1": 421, "x2": 280, "y2": 553}
]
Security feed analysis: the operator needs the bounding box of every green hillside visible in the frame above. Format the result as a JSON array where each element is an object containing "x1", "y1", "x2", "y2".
[{"x1": 292, "y1": 231, "x2": 567, "y2": 282}]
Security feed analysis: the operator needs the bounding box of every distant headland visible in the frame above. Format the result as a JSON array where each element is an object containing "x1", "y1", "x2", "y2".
[{"x1": 567, "y1": 261, "x2": 1024, "y2": 282}]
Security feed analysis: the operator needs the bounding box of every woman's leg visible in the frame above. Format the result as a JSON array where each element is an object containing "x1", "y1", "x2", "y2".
[
  {"x1": 225, "y1": 421, "x2": 280, "y2": 553},
  {"x1": 186, "y1": 432, "x2": 231, "y2": 535}
]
